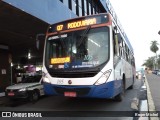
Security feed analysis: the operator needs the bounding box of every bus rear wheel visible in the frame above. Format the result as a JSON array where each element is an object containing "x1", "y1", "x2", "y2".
[{"x1": 128, "y1": 75, "x2": 135, "y2": 89}]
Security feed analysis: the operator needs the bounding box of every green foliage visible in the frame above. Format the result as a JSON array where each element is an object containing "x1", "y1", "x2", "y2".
[
  {"x1": 157, "y1": 55, "x2": 160, "y2": 69},
  {"x1": 142, "y1": 57, "x2": 154, "y2": 69},
  {"x1": 150, "y1": 41, "x2": 159, "y2": 54},
  {"x1": 147, "y1": 40, "x2": 160, "y2": 69}
]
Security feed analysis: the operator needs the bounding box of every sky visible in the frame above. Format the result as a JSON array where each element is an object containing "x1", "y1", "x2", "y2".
[{"x1": 110, "y1": 0, "x2": 160, "y2": 69}]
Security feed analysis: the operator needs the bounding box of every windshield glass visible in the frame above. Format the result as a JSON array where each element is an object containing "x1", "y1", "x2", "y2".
[
  {"x1": 20, "y1": 75, "x2": 41, "y2": 83},
  {"x1": 45, "y1": 27, "x2": 109, "y2": 70}
]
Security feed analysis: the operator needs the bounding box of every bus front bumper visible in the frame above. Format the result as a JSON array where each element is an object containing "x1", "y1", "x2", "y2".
[{"x1": 43, "y1": 80, "x2": 122, "y2": 99}]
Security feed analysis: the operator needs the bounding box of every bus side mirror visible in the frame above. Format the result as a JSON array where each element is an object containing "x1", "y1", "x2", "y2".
[{"x1": 36, "y1": 34, "x2": 45, "y2": 50}]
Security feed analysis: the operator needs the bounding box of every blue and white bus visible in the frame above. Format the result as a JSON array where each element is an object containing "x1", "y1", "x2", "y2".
[{"x1": 42, "y1": 12, "x2": 135, "y2": 101}]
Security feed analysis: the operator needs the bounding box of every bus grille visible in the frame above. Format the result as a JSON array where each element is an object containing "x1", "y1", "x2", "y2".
[
  {"x1": 54, "y1": 87, "x2": 91, "y2": 96},
  {"x1": 49, "y1": 72, "x2": 97, "y2": 78}
]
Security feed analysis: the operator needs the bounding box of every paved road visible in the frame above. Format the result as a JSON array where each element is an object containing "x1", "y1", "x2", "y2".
[
  {"x1": 0, "y1": 79, "x2": 143, "y2": 120},
  {"x1": 145, "y1": 74, "x2": 160, "y2": 111}
]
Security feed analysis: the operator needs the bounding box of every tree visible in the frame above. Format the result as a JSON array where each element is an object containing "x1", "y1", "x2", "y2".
[
  {"x1": 150, "y1": 41, "x2": 159, "y2": 55},
  {"x1": 142, "y1": 57, "x2": 154, "y2": 70},
  {"x1": 157, "y1": 55, "x2": 160, "y2": 69},
  {"x1": 150, "y1": 41, "x2": 159, "y2": 69}
]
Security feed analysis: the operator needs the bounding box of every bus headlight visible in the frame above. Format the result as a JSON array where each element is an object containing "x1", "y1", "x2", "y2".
[{"x1": 94, "y1": 69, "x2": 112, "y2": 85}]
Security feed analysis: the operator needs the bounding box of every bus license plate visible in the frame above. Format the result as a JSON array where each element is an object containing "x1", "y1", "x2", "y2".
[
  {"x1": 64, "y1": 92, "x2": 77, "y2": 97},
  {"x1": 8, "y1": 92, "x2": 14, "y2": 96}
]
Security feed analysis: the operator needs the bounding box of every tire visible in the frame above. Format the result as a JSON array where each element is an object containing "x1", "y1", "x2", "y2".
[
  {"x1": 114, "y1": 92, "x2": 123, "y2": 102},
  {"x1": 128, "y1": 83, "x2": 134, "y2": 89},
  {"x1": 114, "y1": 78, "x2": 125, "y2": 102},
  {"x1": 29, "y1": 90, "x2": 39, "y2": 102},
  {"x1": 128, "y1": 76, "x2": 134, "y2": 89}
]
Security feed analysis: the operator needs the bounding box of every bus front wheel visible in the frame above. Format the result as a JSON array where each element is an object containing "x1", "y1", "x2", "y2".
[
  {"x1": 114, "y1": 80, "x2": 125, "y2": 102},
  {"x1": 114, "y1": 92, "x2": 123, "y2": 102}
]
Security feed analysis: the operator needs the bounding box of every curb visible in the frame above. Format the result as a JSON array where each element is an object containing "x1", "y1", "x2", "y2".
[{"x1": 144, "y1": 75, "x2": 160, "y2": 120}]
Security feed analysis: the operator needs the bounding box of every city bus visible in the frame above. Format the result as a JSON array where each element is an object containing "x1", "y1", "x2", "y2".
[{"x1": 42, "y1": 13, "x2": 136, "y2": 101}]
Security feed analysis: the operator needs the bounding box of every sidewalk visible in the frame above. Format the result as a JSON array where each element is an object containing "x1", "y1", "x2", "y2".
[{"x1": 145, "y1": 73, "x2": 160, "y2": 120}]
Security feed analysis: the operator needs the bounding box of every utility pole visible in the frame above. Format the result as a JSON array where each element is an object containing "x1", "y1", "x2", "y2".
[{"x1": 158, "y1": 31, "x2": 160, "y2": 69}]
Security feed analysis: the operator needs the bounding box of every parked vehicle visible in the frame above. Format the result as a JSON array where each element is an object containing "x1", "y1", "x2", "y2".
[
  {"x1": 5, "y1": 75, "x2": 44, "y2": 102},
  {"x1": 152, "y1": 70, "x2": 160, "y2": 75},
  {"x1": 157, "y1": 70, "x2": 160, "y2": 76},
  {"x1": 136, "y1": 71, "x2": 142, "y2": 79}
]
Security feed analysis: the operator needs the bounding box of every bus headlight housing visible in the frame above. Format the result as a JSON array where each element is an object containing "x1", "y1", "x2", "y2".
[{"x1": 94, "y1": 69, "x2": 112, "y2": 85}]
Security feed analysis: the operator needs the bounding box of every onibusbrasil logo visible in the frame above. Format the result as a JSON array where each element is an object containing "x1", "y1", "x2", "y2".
[{"x1": 1, "y1": 112, "x2": 42, "y2": 118}]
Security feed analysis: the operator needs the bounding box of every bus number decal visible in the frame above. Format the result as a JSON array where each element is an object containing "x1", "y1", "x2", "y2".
[
  {"x1": 57, "y1": 24, "x2": 63, "y2": 31},
  {"x1": 57, "y1": 79, "x2": 64, "y2": 85}
]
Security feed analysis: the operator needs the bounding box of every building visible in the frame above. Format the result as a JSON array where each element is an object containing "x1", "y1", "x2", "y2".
[{"x1": 0, "y1": 0, "x2": 113, "y2": 91}]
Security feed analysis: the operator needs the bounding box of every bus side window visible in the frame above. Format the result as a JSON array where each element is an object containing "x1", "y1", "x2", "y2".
[
  {"x1": 123, "y1": 41, "x2": 126, "y2": 60},
  {"x1": 117, "y1": 33, "x2": 123, "y2": 57},
  {"x1": 112, "y1": 30, "x2": 116, "y2": 55},
  {"x1": 129, "y1": 51, "x2": 132, "y2": 64},
  {"x1": 125, "y1": 44, "x2": 129, "y2": 62},
  {"x1": 119, "y1": 45, "x2": 122, "y2": 57},
  {"x1": 112, "y1": 30, "x2": 120, "y2": 56},
  {"x1": 115, "y1": 34, "x2": 119, "y2": 56},
  {"x1": 132, "y1": 56, "x2": 135, "y2": 67}
]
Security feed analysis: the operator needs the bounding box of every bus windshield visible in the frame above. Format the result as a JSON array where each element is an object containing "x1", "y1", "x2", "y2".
[{"x1": 45, "y1": 27, "x2": 109, "y2": 70}]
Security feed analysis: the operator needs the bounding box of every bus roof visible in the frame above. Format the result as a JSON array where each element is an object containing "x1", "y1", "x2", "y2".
[{"x1": 105, "y1": 0, "x2": 134, "y2": 54}]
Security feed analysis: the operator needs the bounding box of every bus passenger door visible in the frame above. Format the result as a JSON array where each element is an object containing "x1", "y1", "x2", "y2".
[{"x1": 112, "y1": 29, "x2": 122, "y2": 90}]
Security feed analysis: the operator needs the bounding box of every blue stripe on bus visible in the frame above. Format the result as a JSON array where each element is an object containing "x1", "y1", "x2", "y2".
[{"x1": 43, "y1": 80, "x2": 123, "y2": 99}]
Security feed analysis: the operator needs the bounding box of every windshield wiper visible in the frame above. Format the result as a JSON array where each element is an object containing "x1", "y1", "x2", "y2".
[
  {"x1": 77, "y1": 25, "x2": 91, "y2": 47},
  {"x1": 58, "y1": 31, "x2": 66, "y2": 48}
]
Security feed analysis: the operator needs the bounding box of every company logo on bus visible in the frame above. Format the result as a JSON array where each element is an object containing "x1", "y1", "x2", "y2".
[{"x1": 68, "y1": 80, "x2": 72, "y2": 85}]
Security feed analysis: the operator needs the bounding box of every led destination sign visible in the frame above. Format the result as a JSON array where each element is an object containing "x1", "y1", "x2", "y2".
[
  {"x1": 68, "y1": 18, "x2": 96, "y2": 29},
  {"x1": 51, "y1": 57, "x2": 70, "y2": 64},
  {"x1": 57, "y1": 18, "x2": 96, "y2": 31},
  {"x1": 48, "y1": 14, "x2": 109, "y2": 33}
]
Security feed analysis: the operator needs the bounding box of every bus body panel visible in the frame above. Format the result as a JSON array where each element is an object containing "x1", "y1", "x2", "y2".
[
  {"x1": 43, "y1": 54, "x2": 123, "y2": 99},
  {"x1": 113, "y1": 57, "x2": 134, "y2": 90}
]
